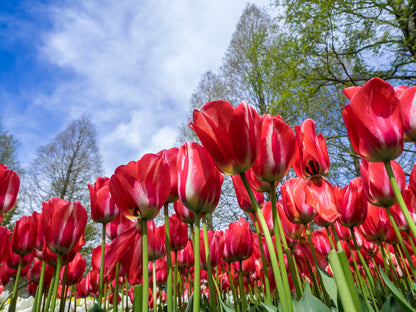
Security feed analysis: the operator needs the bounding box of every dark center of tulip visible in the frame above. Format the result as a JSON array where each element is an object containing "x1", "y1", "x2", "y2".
[
  {"x1": 305, "y1": 160, "x2": 320, "y2": 176},
  {"x1": 133, "y1": 206, "x2": 142, "y2": 219}
]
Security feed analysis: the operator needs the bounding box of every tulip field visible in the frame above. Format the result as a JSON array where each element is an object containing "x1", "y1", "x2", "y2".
[{"x1": 2, "y1": 77, "x2": 416, "y2": 312}]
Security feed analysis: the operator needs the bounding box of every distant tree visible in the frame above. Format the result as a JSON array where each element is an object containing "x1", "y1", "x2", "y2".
[{"x1": 0, "y1": 120, "x2": 20, "y2": 172}]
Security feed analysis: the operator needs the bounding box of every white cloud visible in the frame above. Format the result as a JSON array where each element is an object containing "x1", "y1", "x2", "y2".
[{"x1": 4, "y1": 0, "x2": 270, "y2": 175}]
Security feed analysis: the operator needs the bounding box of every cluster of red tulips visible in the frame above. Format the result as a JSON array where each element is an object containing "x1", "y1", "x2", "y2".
[{"x1": 1, "y1": 77, "x2": 416, "y2": 312}]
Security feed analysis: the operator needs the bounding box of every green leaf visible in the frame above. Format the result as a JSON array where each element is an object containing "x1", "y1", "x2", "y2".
[
  {"x1": 303, "y1": 282, "x2": 312, "y2": 295},
  {"x1": 261, "y1": 302, "x2": 278, "y2": 312},
  {"x1": 185, "y1": 293, "x2": 194, "y2": 312},
  {"x1": 380, "y1": 269, "x2": 416, "y2": 312},
  {"x1": 88, "y1": 303, "x2": 104, "y2": 312},
  {"x1": 318, "y1": 265, "x2": 338, "y2": 307},
  {"x1": 381, "y1": 295, "x2": 404, "y2": 312},
  {"x1": 297, "y1": 294, "x2": 332, "y2": 312}
]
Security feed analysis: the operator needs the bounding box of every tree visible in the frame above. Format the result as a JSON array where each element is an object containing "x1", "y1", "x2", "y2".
[{"x1": 0, "y1": 120, "x2": 20, "y2": 172}]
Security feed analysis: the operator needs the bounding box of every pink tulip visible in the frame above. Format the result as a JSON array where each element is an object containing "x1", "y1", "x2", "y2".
[{"x1": 89, "y1": 176, "x2": 119, "y2": 224}]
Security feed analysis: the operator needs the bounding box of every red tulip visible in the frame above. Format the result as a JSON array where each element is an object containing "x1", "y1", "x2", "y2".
[
  {"x1": 233, "y1": 253, "x2": 256, "y2": 276},
  {"x1": 410, "y1": 163, "x2": 416, "y2": 195},
  {"x1": 292, "y1": 119, "x2": 329, "y2": 179},
  {"x1": 359, "y1": 203, "x2": 391, "y2": 243},
  {"x1": 173, "y1": 199, "x2": 195, "y2": 224},
  {"x1": 334, "y1": 221, "x2": 352, "y2": 241},
  {"x1": 177, "y1": 239, "x2": 194, "y2": 269},
  {"x1": 157, "y1": 147, "x2": 180, "y2": 203},
  {"x1": 65, "y1": 253, "x2": 86, "y2": 285},
  {"x1": 0, "y1": 164, "x2": 20, "y2": 215},
  {"x1": 11, "y1": 215, "x2": 37, "y2": 256},
  {"x1": 399, "y1": 86, "x2": 416, "y2": 142},
  {"x1": 281, "y1": 178, "x2": 317, "y2": 225},
  {"x1": 342, "y1": 78, "x2": 403, "y2": 162},
  {"x1": 32, "y1": 211, "x2": 45, "y2": 252},
  {"x1": 339, "y1": 177, "x2": 367, "y2": 227},
  {"x1": 76, "y1": 277, "x2": 90, "y2": 298},
  {"x1": 165, "y1": 214, "x2": 188, "y2": 251},
  {"x1": 311, "y1": 228, "x2": 332, "y2": 259},
  {"x1": 28, "y1": 259, "x2": 53, "y2": 286},
  {"x1": 200, "y1": 230, "x2": 224, "y2": 270},
  {"x1": 92, "y1": 243, "x2": 109, "y2": 272},
  {"x1": 250, "y1": 202, "x2": 274, "y2": 236},
  {"x1": 177, "y1": 142, "x2": 224, "y2": 214},
  {"x1": 390, "y1": 185, "x2": 416, "y2": 231},
  {"x1": 304, "y1": 178, "x2": 340, "y2": 223},
  {"x1": 276, "y1": 200, "x2": 304, "y2": 240},
  {"x1": 360, "y1": 159, "x2": 405, "y2": 207},
  {"x1": 246, "y1": 168, "x2": 273, "y2": 193},
  {"x1": 110, "y1": 153, "x2": 171, "y2": 221},
  {"x1": 189, "y1": 100, "x2": 261, "y2": 175},
  {"x1": 147, "y1": 221, "x2": 166, "y2": 261},
  {"x1": 0, "y1": 226, "x2": 10, "y2": 263},
  {"x1": 89, "y1": 176, "x2": 119, "y2": 224},
  {"x1": 43, "y1": 198, "x2": 88, "y2": 255},
  {"x1": 251, "y1": 114, "x2": 296, "y2": 182},
  {"x1": 106, "y1": 212, "x2": 133, "y2": 241},
  {"x1": 232, "y1": 174, "x2": 264, "y2": 214},
  {"x1": 225, "y1": 218, "x2": 253, "y2": 262}
]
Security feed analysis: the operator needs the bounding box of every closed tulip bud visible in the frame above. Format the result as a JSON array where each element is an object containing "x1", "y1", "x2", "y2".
[
  {"x1": 76, "y1": 277, "x2": 90, "y2": 298},
  {"x1": 277, "y1": 200, "x2": 304, "y2": 240},
  {"x1": 157, "y1": 147, "x2": 180, "y2": 203},
  {"x1": 292, "y1": 119, "x2": 330, "y2": 179},
  {"x1": 360, "y1": 159, "x2": 405, "y2": 207},
  {"x1": 342, "y1": 78, "x2": 403, "y2": 162},
  {"x1": 12, "y1": 215, "x2": 37, "y2": 256},
  {"x1": 334, "y1": 221, "x2": 352, "y2": 241},
  {"x1": 281, "y1": 178, "x2": 317, "y2": 225},
  {"x1": 250, "y1": 202, "x2": 274, "y2": 236},
  {"x1": 148, "y1": 221, "x2": 166, "y2": 261},
  {"x1": 110, "y1": 153, "x2": 171, "y2": 221},
  {"x1": 0, "y1": 164, "x2": 20, "y2": 215},
  {"x1": 177, "y1": 239, "x2": 194, "y2": 269},
  {"x1": 390, "y1": 185, "x2": 416, "y2": 231},
  {"x1": 399, "y1": 86, "x2": 416, "y2": 142},
  {"x1": 92, "y1": 243, "x2": 109, "y2": 272},
  {"x1": 252, "y1": 114, "x2": 296, "y2": 182},
  {"x1": 339, "y1": 177, "x2": 367, "y2": 227},
  {"x1": 246, "y1": 168, "x2": 273, "y2": 193},
  {"x1": 200, "y1": 230, "x2": 224, "y2": 270},
  {"x1": 233, "y1": 253, "x2": 256, "y2": 276},
  {"x1": 177, "y1": 142, "x2": 224, "y2": 214},
  {"x1": 225, "y1": 218, "x2": 253, "y2": 262},
  {"x1": 165, "y1": 214, "x2": 188, "y2": 251},
  {"x1": 32, "y1": 211, "x2": 44, "y2": 252},
  {"x1": 359, "y1": 203, "x2": 391, "y2": 243},
  {"x1": 311, "y1": 228, "x2": 331, "y2": 259},
  {"x1": 173, "y1": 200, "x2": 195, "y2": 224},
  {"x1": 28, "y1": 259, "x2": 53, "y2": 286},
  {"x1": 410, "y1": 163, "x2": 416, "y2": 195},
  {"x1": 89, "y1": 177, "x2": 119, "y2": 224},
  {"x1": 0, "y1": 226, "x2": 10, "y2": 263},
  {"x1": 43, "y1": 198, "x2": 88, "y2": 255},
  {"x1": 232, "y1": 174, "x2": 264, "y2": 214},
  {"x1": 189, "y1": 100, "x2": 261, "y2": 175},
  {"x1": 64, "y1": 253, "x2": 86, "y2": 285}
]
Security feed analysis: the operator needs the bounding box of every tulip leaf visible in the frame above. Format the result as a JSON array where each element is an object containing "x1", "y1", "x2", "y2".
[
  {"x1": 88, "y1": 303, "x2": 104, "y2": 312},
  {"x1": 261, "y1": 302, "x2": 278, "y2": 312},
  {"x1": 317, "y1": 266, "x2": 338, "y2": 307},
  {"x1": 303, "y1": 281, "x2": 312, "y2": 295},
  {"x1": 297, "y1": 294, "x2": 332, "y2": 312},
  {"x1": 184, "y1": 293, "x2": 194, "y2": 312},
  {"x1": 381, "y1": 295, "x2": 405, "y2": 312},
  {"x1": 380, "y1": 269, "x2": 416, "y2": 312}
]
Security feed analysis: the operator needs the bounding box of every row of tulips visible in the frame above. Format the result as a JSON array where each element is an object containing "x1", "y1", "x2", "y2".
[{"x1": 0, "y1": 77, "x2": 416, "y2": 312}]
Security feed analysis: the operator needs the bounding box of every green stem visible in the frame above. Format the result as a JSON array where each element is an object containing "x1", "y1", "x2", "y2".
[
  {"x1": 269, "y1": 183, "x2": 295, "y2": 303},
  {"x1": 49, "y1": 254, "x2": 63, "y2": 312},
  {"x1": 174, "y1": 251, "x2": 179, "y2": 312},
  {"x1": 8, "y1": 256, "x2": 23, "y2": 312},
  {"x1": 193, "y1": 212, "x2": 201, "y2": 312},
  {"x1": 325, "y1": 227, "x2": 336, "y2": 250},
  {"x1": 239, "y1": 172, "x2": 291, "y2": 312},
  {"x1": 98, "y1": 223, "x2": 107, "y2": 306},
  {"x1": 34, "y1": 260, "x2": 46, "y2": 312},
  {"x1": 238, "y1": 261, "x2": 247, "y2": 312},
  {"x1": 202, "y1": 214, "x2": 216, "y2": 312},
  {"x1": 164, "y1": 203, "x2": 173, "y2": 312},
  {"x1": 59, "y1": 265, "x2": 69, "y2": 312},
  {"x1": 228, "y1": 264, "x2": 239, "y2": 312},
  {"x1": 142, "y1": 219, "x2": 149, "y2": 312},
  {"x1": 45, "y1": 274, "x2": 54, "y2": 312},
  {"x1": 153, "y1": 260, "x2": 157, "y2": 312},
  {"x1": 384, "y1": 161, "x2": 416, "y2": 241},
  {"x1": 114, "y1": 263, "x2": 120, "y2": 312},
  {"x1": 133, "y1": 284, "x2": 142, "y2": 312},
  {"x1": 252, "y1": 215, "x2": 272, "y2": 304}
]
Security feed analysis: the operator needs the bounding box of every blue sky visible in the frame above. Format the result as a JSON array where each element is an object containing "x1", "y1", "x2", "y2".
[{"x1": 0, "y1": 0, "x2": 270, "y2": 176}]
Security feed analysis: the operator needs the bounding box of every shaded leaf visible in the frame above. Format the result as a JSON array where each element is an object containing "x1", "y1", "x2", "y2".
[
  {"x1": 380, "y1": 269, "x2": 416, "y2": 312},
  {"x1": 297, "y1": 294, "x2": 332, "y2": 312}
]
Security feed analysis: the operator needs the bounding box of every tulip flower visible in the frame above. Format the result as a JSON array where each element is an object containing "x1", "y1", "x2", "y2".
[
  {"x1": 11, "y1": 215, "x2": 37, "y2": 256},
  {"x1": 177, "y1": 142, "x2": 224, "y2": 214},
  {"x1": 342, "y1": 77, "x2": 403, "y2": 162},
  {"x1": 390, "y1": 185, "x2": 416, "y2": 231},
  {"x1": 89, "y1": 176, "x2": 119, "y2": 224},
  {"x1": 311, "y1": 228, "x2": 332, "y2": 259},
  {"x1": 410, "y1": 163, "x2": 416, "y2": 195},
  {"x1": 339, "y1": 177, "x2": 367, "y2": 228},
  {"x1": 0, "y1": 164, "x2": 20, "y2": 215},
  {"x1": 277, "y1": 200, "x2": 304, "y2": 240},
  {"x1": 65, "y1": 253, "x2": 86, "y2": 285},
  {"x1": 189, "y1": 100, "x2": 261, "y2": 175},
  {"x1": 147, "y1": 222, "x2": 166, "y2": 261},
  {"x1": 292, "y1": 119, "x2": 330, "y2": 179},
  {"x1": 106, "y1": 211, "x2": 133, "y2": 241},
  {"x1": 360, "y1": 159, "x2": 405, "y2": 207},
  {"x1": 200, "y1": 230, "x2": 224, "y2": 270},
  {"x1": 225, "y1": 218, "x2": 253, "y2": 262},
  {"x1": 246, "y1": 168, "x2": 273, "y2": 193},
  {"x1": 281, "y1": 178, "x2": 317, "y2": 225},
  {"x1": 165, "y1": 214, "x2": 188, "y2": 251},
  {"x1": 173, "y1": 199, "x2": 195, "y2": 224},
  {"x1": 359, "y1": 203, "x2": 391, "y2": 243},
  {"x1": 232, "y1": 174, "x2": 264, "y2": 214},
  {"x1": 251, "y1": 114, "x2": 296, "y2": 182},
  {"x1": 157, "y1": 147, "x2": 180, "y2": 204},
  {"x1": 110, "y1": 153, "x2": 171, "y2": 221},
  {"x1": 177, "y1": 239, "x2": 194, "y2": 270},
  {"x1": 399, "y1": 86, "x2": 416, "y2": 142}
]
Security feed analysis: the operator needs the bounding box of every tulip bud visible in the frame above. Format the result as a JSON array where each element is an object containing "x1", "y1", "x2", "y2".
[
  {"x1": 0, "y1": 164, "x2": 20, "y2": 215},
  {"x1": 225, "y1": 218, "x2": 253, "y2": 262},
  {"x1": 89, "y1": 176, "x2": 119, "y2": 224}
]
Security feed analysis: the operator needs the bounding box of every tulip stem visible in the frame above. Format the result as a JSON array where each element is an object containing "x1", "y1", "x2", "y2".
[
  {"x1": 164, "y1": 203, "x2": 173, "y2": 312},
  {"x1": 34, "y1": 260, "x2": 47, "y2": 312},
  {"x1": 142, "y1": 219, "x2": 149, "y2": 311},
  {"x1": 240, "y1": 172, "x2": 291, "y2": 312},
  {"x1": 193, "y1": 212, "x2": 201, "y2": 312},
  {"x1": 49, "y1": 254, "x2": 63, "y2": 312},
  {"x1": 114, "y1": 262, "x2": 120, "y2": 312},
  {"x1": 153, "y1": 260, "x2": 157, "y2": 312},
  {"x1": 384, "y1": 161, "x2": 416, "y2": 241},
  {"x1": 98, "y1": 223, "x2": 106, "y2": 306},
  {"x1": 202, "y1": 214, "x2": 217, "y2": 312},
  {"x1": 8, "y1": 256, "x2": 23, "y2": 312},
  {"x1": 174, "y1": 251, "x2": 179, "y2": 311},
  {"x1": 238, "y1": 261, "x2": 247, "y2": 312}
]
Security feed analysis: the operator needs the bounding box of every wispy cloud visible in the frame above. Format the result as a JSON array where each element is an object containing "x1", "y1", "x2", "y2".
[{"x1": 1, "y1": 0, "x2": 269, "y2": 175}]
